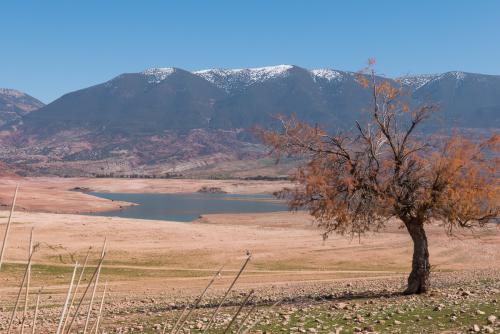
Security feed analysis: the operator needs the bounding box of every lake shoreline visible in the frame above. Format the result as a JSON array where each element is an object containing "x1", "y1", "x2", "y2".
[
  {"x1": 88, "y1": 191, "x2": 288, "y2": 222},
  {"x1": 0, "y1": 176, "x2": 291, "y2": 214}
]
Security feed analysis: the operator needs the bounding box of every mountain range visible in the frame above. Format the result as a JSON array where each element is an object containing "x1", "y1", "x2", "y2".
[{"x1": 1, "y1": 65, "x2": 499, "y2": 177}]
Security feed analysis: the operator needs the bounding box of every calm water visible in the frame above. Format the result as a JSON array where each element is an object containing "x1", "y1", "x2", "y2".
[{"x1": 89, "y1": 192, "x2": 288, "y2": 222}]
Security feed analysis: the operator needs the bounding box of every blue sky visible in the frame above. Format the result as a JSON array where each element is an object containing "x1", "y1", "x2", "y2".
[{"x1": 2, "y1": 0, "x2": 499, "y2": 103}]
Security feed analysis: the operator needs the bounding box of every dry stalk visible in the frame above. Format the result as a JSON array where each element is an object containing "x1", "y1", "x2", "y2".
[
  {"x1": 240, "y1": 300, "x2": 282, "y2": 334},
  {"x1": 7, "y1": 244, "x2": 35, "y2": 334},
  {"x1": 162, "y1": 322, "x2": 168, "y2": 334},
  {"x1": 171, "y1": 264, "x2": 224, "y2": 334},
  {"x1": 65, "y1": 239, "x2": 107, "y2": 333},
  {"x1": 56, "y1": 262, "x2": 79, "y2": 334},
  {"x1": 169, "y1": 307, "x2": 188, "y2": 334},
  {"x1": 235, "y1": 303, "x2": 257, "y2": 334},
  {"x1": 88, "y1": 318, "x2": 97, "y2": 334},
  {"x1": 62, "y1": 246, "x2": 92, "y2": 333},
  {"x1": 223, "y1": 289, "x2": 254, "y2": 334},
  {"x1": 83, "y1": 239, "x2": 107, "y2": 334},
  {"x1": 93, "y1": 281, "x2": 108, "y2": 334},
  {"x1": 0, "y1": 183, "x2": 19, "y2": 271},
  {"x1": 202, "y1": 254, "x2": 251, "y2": 334},
  {"x1": 31, "y1": 287, "x2": 43, "y2": 334},
  {"x1": 20, "y1": 228, "x2": 34, "y2": 334}
]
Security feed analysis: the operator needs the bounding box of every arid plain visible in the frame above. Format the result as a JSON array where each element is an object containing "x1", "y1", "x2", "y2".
[{"x1": 1, "y1": 177, "x2": 499, "y2": 333}]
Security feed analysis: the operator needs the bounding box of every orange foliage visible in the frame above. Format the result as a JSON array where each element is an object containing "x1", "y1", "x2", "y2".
[{"x1": 259, "y1": 66, "x2": 499, "y2": 239}]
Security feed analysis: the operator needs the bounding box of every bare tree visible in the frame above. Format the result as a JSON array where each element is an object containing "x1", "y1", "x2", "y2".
[{"x1": 259, "y1": 60, "x2": 499, "y2": 294}]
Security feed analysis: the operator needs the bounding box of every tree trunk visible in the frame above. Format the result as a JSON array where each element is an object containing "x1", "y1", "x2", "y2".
[{"x1": 404, "y1": 220, "x2": 430, "y2": 294}]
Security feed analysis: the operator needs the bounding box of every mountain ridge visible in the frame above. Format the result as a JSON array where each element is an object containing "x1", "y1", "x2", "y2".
[{"x1": 1, "y1": 65, "x2": 498, "y2": 177}]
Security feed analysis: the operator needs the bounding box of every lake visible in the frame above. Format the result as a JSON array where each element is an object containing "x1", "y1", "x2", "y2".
[{"x1": 89, "y1": 192, "x2": 288, "y2": 222}]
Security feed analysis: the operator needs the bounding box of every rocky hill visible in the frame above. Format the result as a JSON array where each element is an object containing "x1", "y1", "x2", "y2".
[{"x1": 0, "y1": 88, "x2": 44, "y2": 129}]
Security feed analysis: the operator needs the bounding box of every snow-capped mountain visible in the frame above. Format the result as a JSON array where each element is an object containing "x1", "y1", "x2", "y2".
[
  {"x1": 137, "y1": 65, "x2": 354, "y2": 92},
  {"x1": 4, "y1": 66, "x2": 499, "y2": 176},
  {"x1": 19, "y1": 65, "x2": 500, "y2": 134}
]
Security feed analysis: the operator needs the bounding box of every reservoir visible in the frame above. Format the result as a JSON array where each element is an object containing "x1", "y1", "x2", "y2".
[{"x1": 89, "y1": 192, "x2": 288, "y2": 222}]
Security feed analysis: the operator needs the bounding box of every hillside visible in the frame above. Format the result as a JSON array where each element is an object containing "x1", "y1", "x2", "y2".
[
  {"x1": 1, "y1": 66, "x2": 499, "y2": 177},
  {"x1": 0, "y1": 88, "x2": 44, "y2": 129},
  {"x1": 20, "y1": 66, "x2": 375, "y2": 135}
]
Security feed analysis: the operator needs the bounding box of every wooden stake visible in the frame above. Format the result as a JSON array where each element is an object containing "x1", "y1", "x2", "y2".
[
  {"x1": 223, "y1": 289, "x2": 254, "y2": 334},
  {"x1": 31, "y1": 287, "x2": 43, "y2": 334},
  {"x1": 20, "y1": 228, "x2": 34, "y2": 334},
  {"x1": 202, "y1": 254, "x2": 251, "y2": 333},
  {"x1": 93, "y1": 281, "x2": 108, "y2": 334},
  {"x1": 56, "y1": 262, "x2": 79, "y2": 334},
  {"x1": 240, "y1": 300, "x2": 282, "y2": 334},
  {"x1": 83, "y1": 239, "x2": 107, "y2": 334},
  {"x1": 7, "y1": 246, "x2": 34, "y2": 334},
  {"x1": 0, "y1": 184, "x2": 19, "y2": 271},
  {"x1": 62, "y1": 246, "x2": 92, "y2": 333},
  {"x1": 65, "y1": 239, "x2": 106, "y2": 334},
  {"x1": 235, "y1": 304, "x2": 257, "y2": 334},
  {"x1": 171, "y1": 264, "x2": 224, "y2": 334},
  {"x1": 169, "y1": 307, "x2": 188, "y2": 334}
]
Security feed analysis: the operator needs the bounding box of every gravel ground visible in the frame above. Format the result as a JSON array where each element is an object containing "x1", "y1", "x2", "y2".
[{"x1": 1, "y1": 269, "x2": 498, "y2": 333}]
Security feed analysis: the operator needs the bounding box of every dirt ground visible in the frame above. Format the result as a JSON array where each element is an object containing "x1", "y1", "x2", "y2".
[
  {"x1": 0, "y1": 177, "x2": 499, "y2": 333},
  {"x1": 0, "y1": 177, "x2": 498, "y2": 301}
]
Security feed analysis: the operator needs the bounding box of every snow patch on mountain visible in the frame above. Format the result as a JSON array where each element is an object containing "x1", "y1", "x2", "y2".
[
  {"x1": 398, "y1": 71, "x2": 470, "y2": 90},
  {"x1": 142, "y1": 68, "x2": 176, "y2": 84},
  {"x1": 310, "y1": 69, "x2": 345, "y2": 82},
  {"x1": 397, "y1": 74, "x2": 438, "y2": 89},
  {"x1": 441, "y1": 71, "x2": 467, "y2": 81},
  {"x1": 194, "y1": 65, "x2": 294, "y2": 91}
]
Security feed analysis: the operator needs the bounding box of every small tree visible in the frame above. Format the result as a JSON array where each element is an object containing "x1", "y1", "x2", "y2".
[{"x1": 259, "y1": 61, "x2": 500, "y2": 294}]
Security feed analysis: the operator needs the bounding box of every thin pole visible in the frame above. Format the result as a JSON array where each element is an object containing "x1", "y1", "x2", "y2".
[
  {"x1": 31, "y1": 287, "x2": 43, "y2": 334},
  {"x1": 83, "y1": 239, "x2": 107, "y2": 334},
  {"x1": 65, "y1": 238, "x2": 106, "y2": 333},
  {"x1": 223, "y1": 289, "x2": 254, "y2": 334},
  {"x1": 7, "y1": 249, "x2": 34, "y2": 334},
  {"x1": 20, "y1": 227, "x2": 34, "y2": 334},
  {"x1": 64, "y1": 254, "x2": 105, "y2": 333},
  {"x1": 172, "y1": 265, "x2": 224, "y2": 334},
  {"x1": 235, "y1": 304, "x2": 257, "y2": 334},
  {"x1": 56, "y1": 262, "x2": 79, "y2": 334},
  {"x1": 93, "y1": 281, "x2": 108, "y2": 334},
  {"x1": 240, "y1": 300, "x2": 282, "y2": 334},
  {"x1": 202, "y1": 254, "x2": 251, "y2": 333},
  {"x1": 169, "y1": 307, "x2": 188, "y2": 334},
  {"x1": 0, "y1": 184, "x2": 19, "y2": 271},
  {"x1": 62, "y1": 246, "x2": 92, "y2": 333}
]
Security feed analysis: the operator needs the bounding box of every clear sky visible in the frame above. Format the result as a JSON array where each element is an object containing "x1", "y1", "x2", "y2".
[{"x1": 2, "y1": 0, "x2": 499, "y2": 103}]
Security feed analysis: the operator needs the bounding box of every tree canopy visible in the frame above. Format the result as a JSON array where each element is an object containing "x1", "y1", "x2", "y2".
[{"x1": 259, "y1": 62, "x2": 499, "y2": 294}]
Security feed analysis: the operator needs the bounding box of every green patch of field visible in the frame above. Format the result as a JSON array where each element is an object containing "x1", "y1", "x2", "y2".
[
  {"x1": 251, "y1": 259, "x2": 322, "y2": 271},
  {"x1": 325, "y1": 260, "x2": 407, "y2": 272},
  {"x1": 0, "y1": 262, "x2": 215, "y2": 290},
  {"x1": 249, "y1": 295, "x2": 500, "y2": 334},
  {"x1": 113, "y1": 292, "x2": 500, "y2": 333}
]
